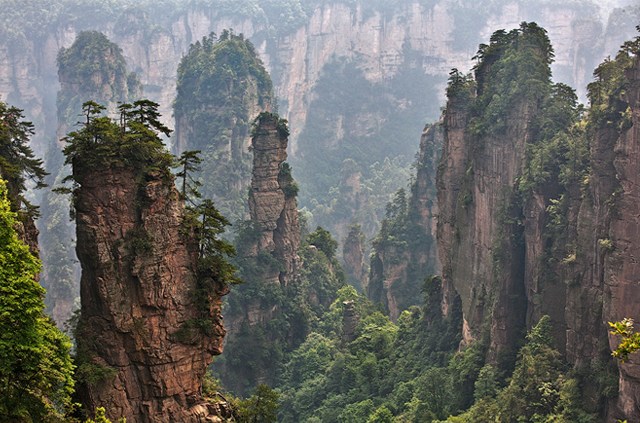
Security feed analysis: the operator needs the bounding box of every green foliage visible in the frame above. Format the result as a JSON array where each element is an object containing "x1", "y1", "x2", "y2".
[
  {"x1": 62, "y1": 100, "x2": 173, "y2": 180},
  {"x1": 307, "y1": 226, "x2": 338, "y2": 260},
  {"x1": 84, "y1": 407, "x2": 126, "y2": 423},
  {"x1": 174, "y1": 150, "x2": 202, "y2": 205},
  {"x1": 279, "y1": 162, "x2": 299, "y2": 199},
  {"x1": 235, "y1": 384, "x2": 280, "y2": 422},
  {"x1": 446, "y1": 69, "x2": 475, "y2": 103},
  {"x1": 0, "y1": 179, "x2": 75, "y2": 421},
  {"x1": 219, "y1": 224, "x2": 345, "y2": 395},
  {"x1": 468, "y1": 22, "x2": 554, "y2": 136},
  {"x1": 443, "y1": 316, "x2": 597, "y2": 423},
  {"x1": 0, "y1": 101, "x2": 47, "y2": 215},
  {"x1": 277, "y1": 277, "x2": 461, "y2": 422},
  {"x1": 587, "y1": 28, "x2": 640, "y2": 129},
  {"x1": 195, "y1": 199, "x2": 240, "y2": 284},
  {"x1": 610, "y1": 318, "x2": 640, "y2": 362},
  {"x1": 75, "y1": 362, "x2": 117, "y2": 386},
  {"x1": 175, "y1": 30, "x2": 273, "y2": 222},
  {"x1": 179, "y1": 199, "x2": 240, "y2": 339}
]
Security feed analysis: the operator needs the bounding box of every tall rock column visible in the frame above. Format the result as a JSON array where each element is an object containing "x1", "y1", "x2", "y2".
[
  {"x1": 248, "y1": 112, "x2": 300, "y2": 285},
  {"x1": 601, "y1": 54, "x2": 640, "y2": 421},
  {"x1": 70, "y1": 106, "x2": 229, "y2": 422},
  {"x1": 218, "y1": 112, "x2": 303, "y2": 395},
  {"x1": 40, "y1": 31, "x2": 140, "y2": 326}
]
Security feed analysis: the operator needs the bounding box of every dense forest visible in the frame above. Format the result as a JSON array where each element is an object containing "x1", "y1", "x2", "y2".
[{"x1": 2, "y1": 0, "x2": 640, "y2": 422}]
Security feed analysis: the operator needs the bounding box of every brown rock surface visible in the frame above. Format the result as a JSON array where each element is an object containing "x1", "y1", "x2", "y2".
[
  {"x1": 248, "y1": 113, "x2": 300, "y2": 284},
  {"x1": 74, "y1": 164, "x2": 228, "y2": 422},
  {"x1": 603, "y1": 55, "x2": 640, "y2": 421}
]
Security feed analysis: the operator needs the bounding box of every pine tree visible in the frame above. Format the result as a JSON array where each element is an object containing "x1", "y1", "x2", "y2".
[{"x1": 0, "y1": 101, "x2": 47, "y2": 215}]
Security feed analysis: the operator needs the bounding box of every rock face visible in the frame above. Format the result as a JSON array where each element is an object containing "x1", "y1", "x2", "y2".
[
  {"x1": 367, "y1": 124, "x2": 442, "y2": 320},
  {"x1": 595, "y1": 54, "x2": 640, "y2": 421},
  {"x1": 435, "y1": 23, "x2": 640, "y2": 420},
  {"x1": 74, "y1": 164, "x2": 228, "y2": 422},
  {"x1": 173, "y1": 31, "x2": 273, "y2": 223},
  {"x1": 40, "y1": 31, "x2": 140, "y2": 326},
  {"x1": 248, "y1": 112, "x2": 300, "y2": 285},
  {"x1": 342, "y1": 224, "x2": 367, "y2": 291}
]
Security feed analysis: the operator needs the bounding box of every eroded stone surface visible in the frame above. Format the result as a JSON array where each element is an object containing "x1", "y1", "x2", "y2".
[{"x1": 74, "y1": 165, "x2": 228, "y2": 423}]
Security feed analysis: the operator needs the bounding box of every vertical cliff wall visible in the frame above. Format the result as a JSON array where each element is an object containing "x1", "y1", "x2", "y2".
[
  {"x1": 174, "y1": 31, "x2": 273, "y2": 223},
  {"x1": 437, "y1": 22, "x2": 565, "y2": 363},
  {"x1": 587, "y1": 47, "x2": 640, "y2": 422},
  {"x1": 68, "y1": 104, "x2": 229, "y2": 422},
  {"x1": 436, "y1": 23, "x2": 640, "y2": 420},
  {"x1": 40, "y1": 31, "x2": 139, "y2": 326},
  {"x1": 367, "y1": 123, "x2": 442, "y2": 320}
]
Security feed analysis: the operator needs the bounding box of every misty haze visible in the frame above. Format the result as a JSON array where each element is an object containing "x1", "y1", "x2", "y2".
[{"x1": 0, "y1": 0, "x2": 639, "y2": 422}]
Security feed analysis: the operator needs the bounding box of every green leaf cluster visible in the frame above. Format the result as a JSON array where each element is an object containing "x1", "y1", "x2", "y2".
[
  {"x1": 0, "y1": 102, "x2": 47, "y2": 215},
  {"x1": 62, "y1": 100, "x2": 173, "y2": 180},
  {"x1": 0, "y1": 179, "x2": 75, "y2": 422}
]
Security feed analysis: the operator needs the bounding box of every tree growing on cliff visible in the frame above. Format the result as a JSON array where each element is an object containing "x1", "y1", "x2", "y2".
[
  {"x1": 0, "y1": 101, "x2": 47, "y2": 214},
  {"x1": 62, "y1": 100, "x2": 173, "y2": 178},
  {"x1": 174, "y1": 149, "x2": 203, "y2": 204},
  {"x1": 0, "y1": 179, "x2": 74, "y2": 421}
]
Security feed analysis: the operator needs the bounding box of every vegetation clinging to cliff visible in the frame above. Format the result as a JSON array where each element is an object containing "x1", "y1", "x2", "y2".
[
  {"x1": 175, "y1": 30, "x2": 273, "y2": 223},
  {"x1": 0, "y1": 101, "x2": 46, "y2": 215},
  {"x1": 62, "y1": 100, "x2": 172, "y2": 178},
  {"x1": 468, "y1": 22, "x2": 554, "y2": 136},
  {"x1": 0, "y1": 179, "x2": 75, "y2": 421}
]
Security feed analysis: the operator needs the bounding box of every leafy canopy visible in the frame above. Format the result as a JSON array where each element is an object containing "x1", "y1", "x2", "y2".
[{"x1": 0, "y1": 179, "x2": 74, "y2": 421}]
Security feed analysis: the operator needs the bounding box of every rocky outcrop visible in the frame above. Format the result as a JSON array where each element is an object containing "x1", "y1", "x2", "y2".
[
  {"x1": 248, "y1": 112, "x2": 300, "y2": 285},
  {"x1": 435, "y1": 22, "x2": 640, "y2": 420},
  {"x1": 367, "y1": 124, "x2": 442, "y2": 320},
  {"x1": 40, "y1": 31, "x2": 140, "y2": 326},
  {"x1": 597, "y1": 54, "x2": 640, "y2": 421},
  {"x1": 73, "y1": 164, "x2": 228, "y2": 422},
  {"x1": 342, "y1": 224, "x2": 366, "y2": 291}
]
